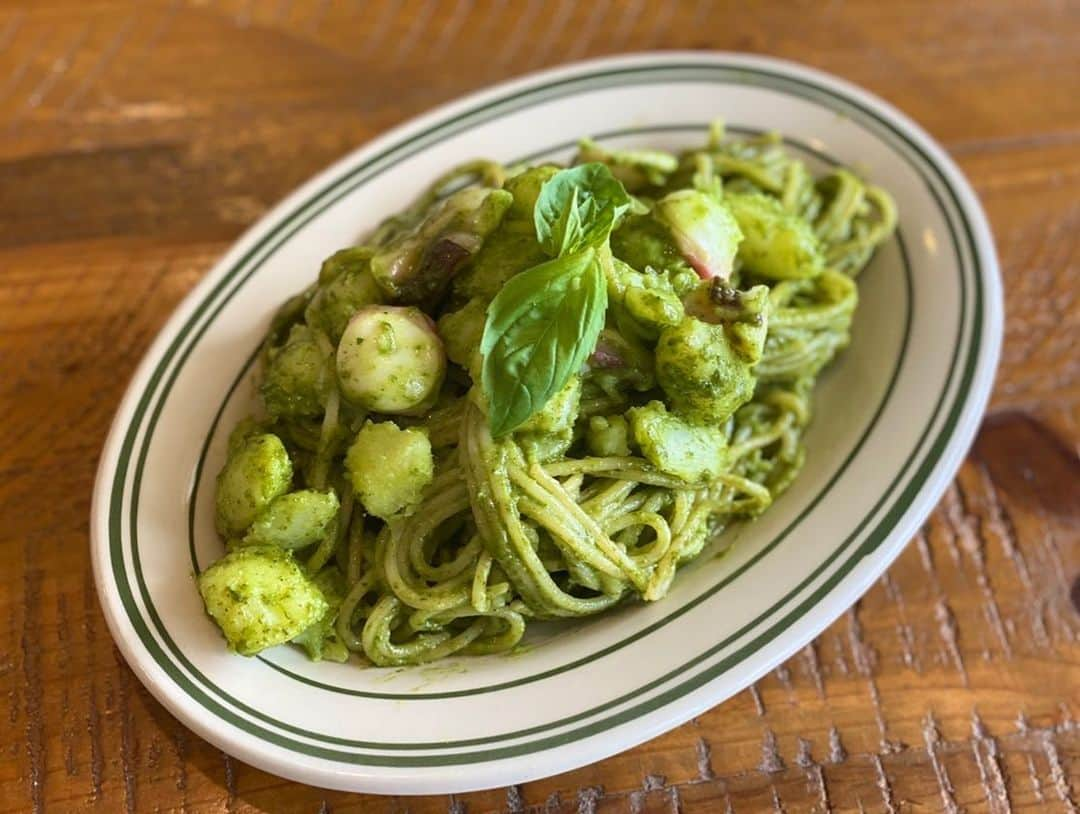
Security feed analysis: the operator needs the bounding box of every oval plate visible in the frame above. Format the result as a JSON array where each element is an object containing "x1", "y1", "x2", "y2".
[{"x1": 91, "y1": 52, "x2": 1002, "y2": 794}]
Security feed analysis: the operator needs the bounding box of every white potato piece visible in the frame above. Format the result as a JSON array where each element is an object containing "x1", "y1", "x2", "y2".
[{"x1": 336, "y1": 305, "x2": 446, "y2": 414}]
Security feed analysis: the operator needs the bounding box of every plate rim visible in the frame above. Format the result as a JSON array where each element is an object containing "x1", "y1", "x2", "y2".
[{"x1": 90, "y1": 50, "x2": 1003, "y2": 793}]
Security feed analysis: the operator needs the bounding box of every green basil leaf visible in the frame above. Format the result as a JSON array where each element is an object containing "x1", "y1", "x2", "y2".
[
  {"x1": 534, "y1": 163, "x2": 632, "y2": 257},
  {"x1": 481, "y1": 248, "x2": 607, "y2": 437}
]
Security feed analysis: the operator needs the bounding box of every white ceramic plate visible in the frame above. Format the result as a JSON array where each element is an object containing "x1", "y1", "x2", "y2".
[{"x1": 91, "y1": 52, "x2": 1002, "y2": 794}]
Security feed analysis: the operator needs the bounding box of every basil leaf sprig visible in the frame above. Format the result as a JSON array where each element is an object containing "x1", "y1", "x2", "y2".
[
  {"x1": 480, "y1": 251, "x2": 604, "y2": 436},
  {"x1": 533, "y1": 163, "x2": 634, "y2": 256},
  {"x1": 481, "y1": 163, "x2": 632, "y2": 437}
]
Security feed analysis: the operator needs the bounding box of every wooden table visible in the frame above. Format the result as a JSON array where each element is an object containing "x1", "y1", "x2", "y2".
[{"x1": 1, "y1": 1, "x2": 1077, "y2": 811}]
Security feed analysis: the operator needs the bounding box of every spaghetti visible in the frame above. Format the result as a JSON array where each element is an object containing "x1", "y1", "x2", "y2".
[{"x1": 198, "y1": 124, "x2": 896, "y2": 666}]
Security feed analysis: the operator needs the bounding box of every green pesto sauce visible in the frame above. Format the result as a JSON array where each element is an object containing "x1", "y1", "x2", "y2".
[
  {"x1": 203, "y1": 125, "x2": 895, "y2": 666},
  {"x1": 611, "y1": 214, "x2": 688, "y2": 275}
]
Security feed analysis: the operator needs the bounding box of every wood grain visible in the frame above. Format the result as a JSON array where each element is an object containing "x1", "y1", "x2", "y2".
[{"x1": 0, "y1": 1, "x2": 1077, "y2": 811}]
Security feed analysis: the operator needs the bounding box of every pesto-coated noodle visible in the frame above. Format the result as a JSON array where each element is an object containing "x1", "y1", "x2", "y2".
[{"x1": 198, "y1": 123, "x2": 896, "y2": 666}]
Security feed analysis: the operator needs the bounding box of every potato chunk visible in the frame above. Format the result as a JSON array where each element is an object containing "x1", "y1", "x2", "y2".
[
  {"x1": 215, "y1": 433, "x2": 292, "y2": 538},
  {"x1": 243, "y1": 489, "x2": 339, "y2": 549},
  {"x1": 336, "y1": 306, "x2": 446, "y2": 414},
  {"x1": 198, "y1": 547, "x2": 327, "y2": 656},
  {"x1": 344, "y1": 421, "x2": 433, "y2": 520}
]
